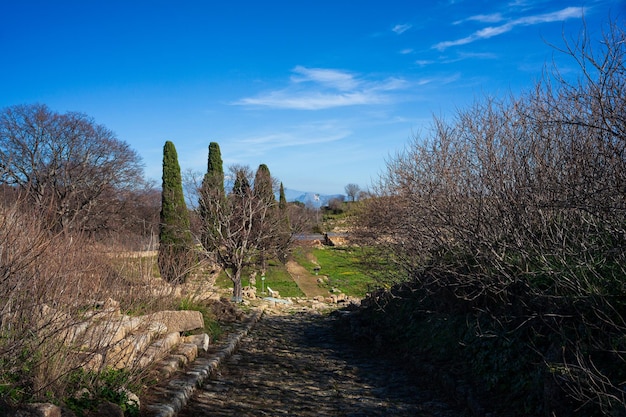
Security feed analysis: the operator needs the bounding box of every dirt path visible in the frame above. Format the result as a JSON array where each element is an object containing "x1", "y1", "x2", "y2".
[{"x1": 285, "y1": 260, "x2": 329, "y2": 298}]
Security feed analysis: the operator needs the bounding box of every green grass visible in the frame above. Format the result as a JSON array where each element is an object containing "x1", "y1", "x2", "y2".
[
  {"x1": 177, "y1": 297, "x2": 223, "y2": 339},
  {"x1": 291, "y1": 246, "x2": 317, "y2": 270},
  {"x1": 264, "y1": 260, "x2": 305, "y2": 297},
  {"x1": 212, "y1": 245, "x2": 379, "y2": 299},
  {"x1": 311, "y1": 246, "x2": 376, "y2": 298},
  {"x1": 214, "y1": 261, "x2": 305, "y2": 298}
]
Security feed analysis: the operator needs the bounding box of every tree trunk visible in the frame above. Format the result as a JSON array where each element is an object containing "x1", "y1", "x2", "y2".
[{"x1": 231, "y1": 267, "x2": 243, "y2": 303}]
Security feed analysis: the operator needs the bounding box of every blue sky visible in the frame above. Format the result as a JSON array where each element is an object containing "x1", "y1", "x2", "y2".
[{"x1": 1, "y1": 1, "x2": 623, "y2": 195}]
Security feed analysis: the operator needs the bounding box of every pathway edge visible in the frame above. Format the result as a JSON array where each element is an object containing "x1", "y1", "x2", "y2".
[{"x1": 142, "y1": 306, "x2": 265, "y2": 417}]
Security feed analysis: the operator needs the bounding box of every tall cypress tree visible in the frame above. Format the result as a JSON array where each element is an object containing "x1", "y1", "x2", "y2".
[
  {"x1": 158, "y1": 141, "x2": 193, "y2": 283},
  {"x1": 276, "y1": 181, "x2": 291, "y2": 261},
  {"x1": 204, "y1": 142, "x2": 224, "y2": 194},
  {"x1": 253, "y1": 164, "x2": 275, "y2": 272},
  {"x1": 253, "y1": 164, "x2": 275, "y2": 204},
  {"x1": 279, "y1": 182, "x2": 287, "y2": 211},
  {"x1": 199, "y1": 142, "x2": 224, "y2": 250},
  {"x1": 232, "y1": 170, "x2": 250, "y2": 196}
]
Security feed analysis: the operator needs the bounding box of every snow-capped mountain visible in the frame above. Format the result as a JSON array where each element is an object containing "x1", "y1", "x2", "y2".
[{"x1": 281, "y1": 189, "x2": 344, "y2": 208}]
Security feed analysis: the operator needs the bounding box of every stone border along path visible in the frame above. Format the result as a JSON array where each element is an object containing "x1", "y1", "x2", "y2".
[{"x1": 141, "y1": 307, "x2": 265, "y2": 417}]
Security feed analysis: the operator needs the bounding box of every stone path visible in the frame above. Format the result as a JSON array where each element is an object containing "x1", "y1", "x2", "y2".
[{"x1": 177, "y1": 310, "x2": 463, "y2": 417}]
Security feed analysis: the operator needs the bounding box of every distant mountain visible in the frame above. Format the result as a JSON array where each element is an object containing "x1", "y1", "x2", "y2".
[{"x1": 281, "y1": 188, "x2": 345, "y2": 208}]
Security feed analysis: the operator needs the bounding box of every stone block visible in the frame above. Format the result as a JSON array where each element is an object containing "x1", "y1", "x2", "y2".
[
  {"x1": 141, "y1": 310, "x2": 204, "y2": 333},
  {"x1": 78, "y1": 320, "x2": 128, "y2": 351},
  {"x1": 17, "y1": 403, "x2": 62, "y2": 417},
  {"x1": 106, "y1": 333, "x2": 153, "y2": 369},
  {"x1": 176, "y1": 343, "x2": 198, "y2": 363},
  {"x1": 184, "y1": 333, "x2": 210, "y2": 352},
  {"x1": 135, "y1": 332, "x2": 181, "y2": 369}
]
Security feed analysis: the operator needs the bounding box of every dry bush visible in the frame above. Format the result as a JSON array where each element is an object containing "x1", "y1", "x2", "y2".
[
  {"x1": 0, "y1": 198, "x2": 177, "y2": 407},
  {"x1": 353, "y1": 19, "x2": 626, "y2": 414}
]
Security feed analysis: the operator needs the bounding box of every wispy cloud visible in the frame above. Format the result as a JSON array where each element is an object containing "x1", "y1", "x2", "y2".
[
  {"x1": 236, "y1": 91, "x2": 384, "y2": 110},
  {"x1": 290, "y1": 66, "x2": 358, "y2": 91},
  {"x1": 454, "y1": 13, "x2": 504, "y2": 24},
  {"x1": 234, "y1": 66, "x2": 408, "y2": 110},
  {"x1": 392, "y1": 23, "x2": 412, "y2": 34},
  {"x1": 239, "y1": 123, "x2": 351, "y2": 149},
  {"x1": 416, "y1": 51, "x2": 497, "y2": 67},
  {"x1": 416, "y1": 73, "x2": 461, "y2": 86},
  {"x1": 221, "y1": 121, "x2": 354, "y2": 163},
  {"x1": 434, "y1": 6, "x2": 584, "y2": 50}
]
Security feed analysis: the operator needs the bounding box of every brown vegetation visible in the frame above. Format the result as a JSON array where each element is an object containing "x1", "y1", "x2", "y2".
[{"x1": 352, "y1": 19, "x2": 625, "y2": 416}]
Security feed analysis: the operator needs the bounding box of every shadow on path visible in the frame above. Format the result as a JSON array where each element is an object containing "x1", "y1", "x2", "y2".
[{"x1": 178, "y1": 311, "x2": 464, "y2": 417}]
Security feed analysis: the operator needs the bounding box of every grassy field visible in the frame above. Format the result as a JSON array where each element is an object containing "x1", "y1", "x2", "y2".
[
  {"x1": 214, "y1": 260, "x2": 305, "y2": 298},
  {"x1": 214, "y1": 245, "x2": 377, "y2": 299},
  {"x1": 310, "y1": 246, "x2": 375, "y2": 297}
]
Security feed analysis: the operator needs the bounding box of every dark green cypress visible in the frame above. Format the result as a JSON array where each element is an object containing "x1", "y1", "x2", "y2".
[
  {"x1": 278, "y1": 182, "x2": 287, "y2": 211},
  {"x1": 205, "y1": 142, "x2": 224, "y2": 194},
  {"x1": 232, "y1": 169, "x2": 250, "y2": 196},
  {"x1": 277, "y1": 181, "x2": 291, "y2": 254},
  {"x1": 158, "y1": 141, "x2": 194, "y2": 283},
  {"x1": 199, "y1": 142, "x2": 225, "y2": 251},
  {"x1": 254, "y1": 164, "x2": 275, "y2": 204}
]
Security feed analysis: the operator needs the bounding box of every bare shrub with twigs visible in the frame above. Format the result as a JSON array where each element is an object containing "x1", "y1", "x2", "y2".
[
  {"x1": 0, "y1": 196, "x2": 177, "y2": 409},
  {"x1": 353, "y1": 19, "x2": 625, "y2": 415}
]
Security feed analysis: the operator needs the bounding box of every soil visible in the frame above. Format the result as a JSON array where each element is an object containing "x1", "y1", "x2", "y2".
[{"x1": 285, "y1": 259, "x2": 329, "y2": 298}]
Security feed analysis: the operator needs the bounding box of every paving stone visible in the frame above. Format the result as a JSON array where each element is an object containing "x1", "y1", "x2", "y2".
[{"x1": 178, "y1": 311, "x2": 463, "y2": 417}]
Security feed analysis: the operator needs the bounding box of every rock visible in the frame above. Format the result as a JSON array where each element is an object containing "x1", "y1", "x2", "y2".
[
  {"x1": 173, "y1": 343, "x2": 198, "y2": 366},
  {"x1": 141, "y1": 310, "x2": 204, "y2": 333},
  {"x1": 184, "y1": 333, "x2": 210, "y2": 352},
  {"x1": 15, "y1": 403, "x2": 62, "y2": 417},
  {"x1": 77, "y1": 320, "x2": 128, "y2": 351},
  {"x1": 105, "y1": 333, "x2": 153, "y2": 369},
  {"x1": 242, "y1": 286, "x2": 257, "y2": 299},
  {"x1": 86, "y1": 401, "x2": 123, "y2": 417},
  {"x1": 135, "y1": 332, "x2": 181, "y2": 369}
]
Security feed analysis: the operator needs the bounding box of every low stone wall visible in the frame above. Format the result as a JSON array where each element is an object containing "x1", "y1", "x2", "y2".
[
  {"x1": 33, "y1": 298, "x2": 207, "y2": 372},
  {"x1": 8, "y1": 300, "x2": 212, "y2": 417}
]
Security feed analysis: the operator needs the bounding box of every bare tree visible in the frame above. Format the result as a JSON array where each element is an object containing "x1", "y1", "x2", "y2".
[
  {"x1": 0, "y1": 104, "x2": 145, "y2": 233},
  {"x1": 345, "y1": 183, "x2": 361, "y2": 202},
  {"x1": 199, "y1": 165, "x2": 287, "y2": 302}
]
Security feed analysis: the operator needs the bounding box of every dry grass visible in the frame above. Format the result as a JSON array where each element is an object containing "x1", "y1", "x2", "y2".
[{"x1": 0, "y1": 200, "x2": 198, "y2": 408}]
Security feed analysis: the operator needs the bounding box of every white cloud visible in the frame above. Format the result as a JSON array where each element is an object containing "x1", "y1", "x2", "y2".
[
  {"x1": 234, "y1": 66, "x2": 408, "y2": 110},
  {"x1": 454, "y1": 13, "x2": 504, "y2": 24},
  {"x1": 430, "y1": 52, "x2": 499, "y2": 65},
  {"x1": 417, "y1": 73, "x2": 461, "y2": 86},
  {"x1": 415, "y1": 59, "x2": 435, "y2": 66},
  {"x1": 517, "y1": 7, "x2": 582, "y2": 24},
  {"x1": 290, "y1": 66, "x2": 359, "y2": 91},
  {"x1": 236, "y1": 91, "x2": 384, "y2": 110},
  {"x1": 434, "y1": 6, "x2": 584, "y2": 50},
  {"x1": 392, "y1": 23, "x2": 412, "y2": 34},
  {"x1": 239, "y1": 124, "x2": 351, "y2": 149}
]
